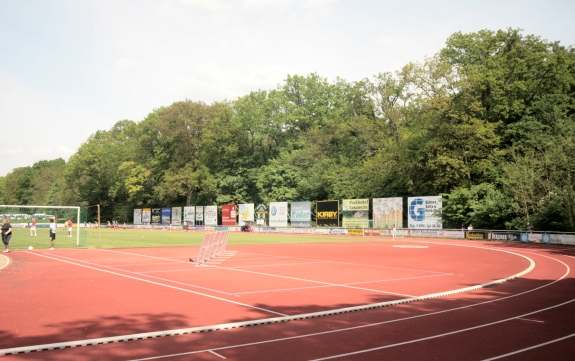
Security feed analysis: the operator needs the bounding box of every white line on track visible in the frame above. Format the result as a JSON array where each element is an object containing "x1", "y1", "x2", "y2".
[
  {"x1": 208, "y1": 350, "x2": 227, "y2": 359},
  {"x1": 481, "y1": 333, "x2": 575, "y2": 360},
  {"x1": 120, "y1": 248, "x2": 559, "y2": 361},
  {"x1": 0, "y1": 254, "x2": 10, "y2": 271},
  {"x1": 516, "y1": 317, "x2": 545, "y2": 324},
  {"x1": 309, "y1": 298, "x2": 575, "y2": 361},
  {"x1": 126, "y1": 273, "x2": 573, "y2": 361},
  {"x1": 241, "y1": 250, "x2": 448, "y2": 275},
  {"x1": 105, "y1": 249, "x2": 414, "y2": 297},
  {"x1": 26, "y1": 251, "x2": 285, "y2": 316},
  {"x1": 0, "y1": 242, "x2": 542, "y2": 357},
  {"x1": 233, "y1": 273, "x2": 451, "y2": 296},
  {"x1": 137, "y1": 261, "x2": 329, "y2": 274},
  {"x1": 51, "y1": 253, "x2": 237, "y2": 296}
]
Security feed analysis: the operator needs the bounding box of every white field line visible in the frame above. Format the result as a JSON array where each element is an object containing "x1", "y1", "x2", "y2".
[
  {"x1": 105, "y1": 249, "x2": 416, "y2": 297},
  {"x1": 233, "y1": 273, "x2": 452, "y2": 296},
  {"x1": 0, "y1": 244, "x2": 540, "y2": 357},
  {"x1": 26, "y1": 252, "x2": 285, "y2": 316},
  {"x1": 481, "y1": 333, "x2": 575, "y2": 360},
  {"x1": 0, "y1": 254, "x2": 10, "y2": 271},
  {"x1": 125, "y1": 253, "x2": 569, "y2": 361}
]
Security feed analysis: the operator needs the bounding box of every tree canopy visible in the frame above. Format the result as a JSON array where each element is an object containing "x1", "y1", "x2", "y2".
[{"x1": 2, "y1": 29, "x2": 574, "y2": 230}]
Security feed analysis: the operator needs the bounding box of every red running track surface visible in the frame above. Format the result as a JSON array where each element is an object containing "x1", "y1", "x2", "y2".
[{"x1": 0, "y1": 238, "x2": 573, "y2": 360}]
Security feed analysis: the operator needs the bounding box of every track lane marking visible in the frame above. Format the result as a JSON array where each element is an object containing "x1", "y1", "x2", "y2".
[
  {"x1": 482, "y1": 332, "x2": 575, "y2": 360},
  {"x1": 104, "y1": 249, "x2": 421, "y2": 297},
  {"x1": 0, "y1": 242, "x2": 540, "y2": 357},
  {"x1": 26, "y1": 251, "x2": 286, "y2": 316},
  {"x1": 208, "y1": 350, "x2": 227, "y2": 359},
  {"x1": 233, "y1": 274, "x2": 452, "y2": 296}
]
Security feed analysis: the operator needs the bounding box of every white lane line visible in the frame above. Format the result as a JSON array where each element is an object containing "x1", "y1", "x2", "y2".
[
  {"x1": 125, "y1": 281, "x2": 573, "y2": 361},
  {"x1": 310, "y1": 299, "x2": 575, "y2": 360},
  {"x1": 241, "y1": 250, "x2": 448, "y2": 275},
  {"x1": 482, "y1": 333, "x2": 575, "y2": 360},
  {"x1": 516, "y1": 317, "x2": 545, "y2": 324},
  {"x1": 104, "y1": 249, "x2": 417, "y2": 297},
  {"x1": 0, "y1": 254, "x2": 10, "y2": 271},
  {"x1": 233, "y1": 273, "x2": 452, "y2": 296},
  {"x1": 51, "y1": 253, "x2": 236, "y2": 297},
  {"x1": 208, "y1": 350, "x2": 227, "y2": 359},
  {"x1": 26, "y1": 252, "x2": 286, "y2": 316},
  {"x1": 1, "y1": 244, "x2": 542, "y2": 357}
]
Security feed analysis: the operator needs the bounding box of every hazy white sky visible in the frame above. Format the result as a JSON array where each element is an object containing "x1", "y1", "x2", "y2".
[{"x1": 1, "y1": 0, "x2": 574, "y2": 176}]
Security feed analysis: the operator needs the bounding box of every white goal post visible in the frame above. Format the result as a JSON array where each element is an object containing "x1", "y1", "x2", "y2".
[{"x1": 0, "y1": 205, "x2": 81, "y2": 247}]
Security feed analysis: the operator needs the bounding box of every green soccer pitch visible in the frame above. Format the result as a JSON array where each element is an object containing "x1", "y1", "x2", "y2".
[{"x1": 6, "y1": 227, "x2": 361, "y2": 250}]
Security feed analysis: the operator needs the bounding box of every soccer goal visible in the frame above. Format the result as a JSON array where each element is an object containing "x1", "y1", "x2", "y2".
[{"x1": 0, "y1": 205, "x2": 82, "y2": 248}]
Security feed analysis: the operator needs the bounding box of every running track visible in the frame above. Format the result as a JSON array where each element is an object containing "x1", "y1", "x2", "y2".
[{"x1": 0, "y1": 238, "x2": 573, "y2": 360}]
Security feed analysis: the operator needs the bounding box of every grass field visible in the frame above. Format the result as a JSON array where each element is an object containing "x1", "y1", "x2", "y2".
[{"x1": 5, "y1": 227, "x2": 361, "y2": 250}]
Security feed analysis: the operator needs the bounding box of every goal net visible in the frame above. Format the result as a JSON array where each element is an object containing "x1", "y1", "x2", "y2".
[{"x1": 0, "y1": 205, "x2": 82, "y2": 249}]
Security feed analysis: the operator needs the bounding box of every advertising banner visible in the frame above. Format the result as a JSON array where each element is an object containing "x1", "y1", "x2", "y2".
[
  {"x1": 408, "y1": 196, "x2": 442, "y2": 229},
  {"x1": 133, "y1": 209, "x2": 142, "y2": 225},
  {"x1": 195, "y1": 206, "x2": 204, "y2": 225},
  {"x1": 161, "y1": 207, "x2": 171, "y2": 225},
  {"x1": 238, "y1": 203, "x2": 255, "y2": 226},
  {"x1": 183, "y1": 206, "x2": 195, "y2": 225},
  {"x1": 151, "y1": 208, "x2": 161, "y2": 224},
  {"x1": 171, "y1": 207, "x2": 182, "y2": 225},
  {"x1": 269, "y1": 202, "x2": 288, "y2": 227},
  {"x1": 222, "y1": 204, "x2": 237, "y2": 226},
  {"x1": 142, "y1": 208, "x2": 151, "y2": 224},
  {"x1": 255, "y1": 204, "x2": 267, "y2": 226},
  {"x1": 290, "y1": 201, "x2": 312, "y2": 227},
  {"x1": 316, "y1": 200, "x2": 339, "y2": 227},
  {"x1": 204, "y1": 205, "x2": 218, "y2": 226},
  {"x1": 342, "y1": 199, "x2": 369, "y2": 228},
  {"x1": 373, "y1": 197, "x2": 403, "y2": 229}
]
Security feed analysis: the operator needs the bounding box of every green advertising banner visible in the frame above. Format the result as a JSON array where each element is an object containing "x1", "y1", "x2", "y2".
[{"x1": 342, "y1": 198, "x2": 369, "y2": 228}]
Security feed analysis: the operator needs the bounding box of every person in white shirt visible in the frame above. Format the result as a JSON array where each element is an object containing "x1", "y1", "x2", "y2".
[
  {"x1": 49, "y1": 218, "x2": 57, "y2": 250},
  {"x1": 30, "y1": 217, "x2": 38, "y2": 237}
]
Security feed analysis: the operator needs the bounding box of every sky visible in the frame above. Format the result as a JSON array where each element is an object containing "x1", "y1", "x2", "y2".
[{"x1": 1, "y1": 0, "x2": 574, "y2": 176}]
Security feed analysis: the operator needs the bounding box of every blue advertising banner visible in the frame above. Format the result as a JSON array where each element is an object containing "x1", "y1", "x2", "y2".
[{"x1": 161, "y1": 207, "x2": 171, "y2": 225}]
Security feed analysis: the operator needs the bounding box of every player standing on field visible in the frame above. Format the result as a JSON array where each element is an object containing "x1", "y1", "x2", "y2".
[
  {"x1": 2, "y1": 218, "x2": 12, "y2": 253},
  {"x1": 30, "y1": 217, "x2": 38, "y2": 237},
  {"x1": 66, "y1": 219, "x2": 73, "y2": 237},
  {"x1": 49, "y1": 218, "x2": 57, "y2": 250}
]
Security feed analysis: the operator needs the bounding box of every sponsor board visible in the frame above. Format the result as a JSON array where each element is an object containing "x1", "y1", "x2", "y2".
[
  {"x1": 222, "y1": 204, "x2": 237, "y2": 226},
  {"x1": 316, "y1": 200, "x2": 339, "y2": 227},
  {"x1": 133, "y1": 209, "x2": 142, "y2": 225},
  {"x1": 204, "y1": 206, "x2": 218, "y2": 226},
  {"x1": 373, "y1": 197, "x2": 403, "y2": 229},
  {"x1": 171, "y1": 207, "x2": 182, "y2": 225},
  {"x1": 161, "y1": 208, "x2": 171, "y2": 225},
  {"x1": 151, "y1": 208, "x2": 161, "y2": 224},
  {"x1": 347, "y1": 228, "x2": 364, "y2": 236},
  {"x1": 238, "y1": 203, "x2": 255, "y2": 226},
  {"x1": 408, "y1": 196, "x2": 442, "y2": 229},
  {"x1": 290, "y1": 201, "x2": 312, "y2": 227},
  {"x1": 342, "y1": 199, "x2": 369, "y2": 228},
  {"x1": 142, "y1": 208, "x2": 151, "y2": 224},
  {"x1": 465, "y1": 231, "x2": 487, "y2": 240},
  {"x1": 269, "y1": 202, "x2": 288, "y2": 227},
  {"x1": 183, "y1": 206, "x2": 195, "y2": 225}
]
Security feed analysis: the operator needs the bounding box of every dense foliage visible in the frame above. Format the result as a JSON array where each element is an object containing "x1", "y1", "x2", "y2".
[{"x1": 2, "y1": 29, "x2": 574, "y2": 230}]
